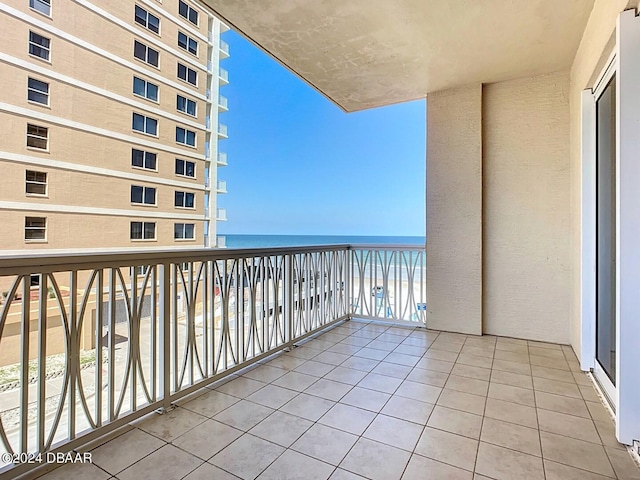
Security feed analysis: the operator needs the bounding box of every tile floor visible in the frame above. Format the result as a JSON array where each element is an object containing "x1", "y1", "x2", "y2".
[{"x1": 37, "y1": 320, "x2": 640, "y2": 480}]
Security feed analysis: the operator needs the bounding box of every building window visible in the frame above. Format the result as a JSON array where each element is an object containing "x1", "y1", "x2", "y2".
[
  {"x1": 29, "y1": 0, "x2": 51, "y2": 16},
  {"x1": 175, "y1": 191, "x2": 195, "y2": 208},
  {"x1": 25, "y1": 217, "x2": 46, "y2": 241},
  {"x1": 26, "y1": 170, "x2": 47, "y2": 195},
  {"x1": 176, "y1": 127, "x2": 195, "y2": 146},
  {"x1": 134, "y1": 40, "x2": 159, "y2": 67},
  {"x1": 133, "y1": 76, "x2": 158, "y2": 102},
  {"x1": 178, "y1": 0, "x2": 198, "y2": 25},
  {"x1": 132, "y1": 113, "x2": 158, "y2": 135},
  {"x1": 29, "y1": 31, "x2": 50, "y2": 61},
  {"x1": 30, "y1": 274, "x2": 41, "y2": 287},
  {"x1": 177, "y1": 63, "x2": 197, "y2": 86},
  {"x1": 132, "y1": 149, "x2": 157, "y2": 170},
  {"x1": 131, "y1": 185, "x2": 156, "y2": 205},
  {"x1": 177, "y1": 31, "x2": 198, "y2": 55},
  {"x1": 130, "y1": 221, "x2": 156, "y2": 240},
  {"x1": 134, "y1": 5, "x2": 160, "y2": 34},
  {"x1": 174, "y1": 223, "x2": 195, "y2": 240},
  {"x1": 27, "y1": 124, "x2": 48, "y2": 150},
  {"x1": 176, "y1": 95, "x2": 196, "y2": 116},
  {"x1": 27, "y1": 78, "x2": 49, "y2": 105},
  {"x1": 175, "y1": 158, "x2": 195, "y2": 177}
]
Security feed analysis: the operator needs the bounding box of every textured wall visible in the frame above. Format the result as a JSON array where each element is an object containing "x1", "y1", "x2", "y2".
[
  {"x1": 426, "y1": 85, "x2": 482, "y2": 335},
  {"x1": 483, "y1": 72, "x2": 571, "y2": 343}
]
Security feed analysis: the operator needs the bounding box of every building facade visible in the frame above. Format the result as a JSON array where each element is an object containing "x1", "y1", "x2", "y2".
[{"x1": 0, "y1": 0, "x2": 229, "y2": 253}]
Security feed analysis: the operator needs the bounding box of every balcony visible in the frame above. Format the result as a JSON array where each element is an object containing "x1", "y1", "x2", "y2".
[
  {"x1": 219, "y1": 39, "x2": 230, "y2": 59},
  {"x1": 218, "y1": 95, "x2": 229, "y2": 112},
  {"x1": 217, "y1": 152, "x2": 228, "y2": 166},
  {"x1": 216, "y1": 180, "x2": 227, "y2": 193},
  {"x1": 219, "y1": 67, "x2": 229, "y2": 85},
  {"x1": 218, "y1": 123, "x2": 228, "y2": 139},
  {"x1": 216, "y1": 207, "x2": 227, "y2": 220},
  {"x1": 216, "y1": 235, "x2": 226, "y2": 248}
]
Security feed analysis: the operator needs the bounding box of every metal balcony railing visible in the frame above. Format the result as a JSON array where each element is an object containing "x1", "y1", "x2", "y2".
[
  {"x1": 216, "y1": 208, "x2": 227, "y2": 220},
  {"x1": 217, "y1": 152, "x2": 228, "y2": 165},
  {"x1": 218, "y1": 124, "x2": 228, "y2": 138},
  {"x1": 217, "y1": 180, "x2": 227, "y2": 193},
  {"x1": 218, "y1": 95, "x2": 228, "y2": 110},
  {"x1": 219, "y1": 68, "x2": 229, "y2": 84},
  {"x1": 219, "y1": 39, "x2": 230, "y2": 57},
  {"x1": 0, "y1": 245, "x2": 425, "y2": 478}
]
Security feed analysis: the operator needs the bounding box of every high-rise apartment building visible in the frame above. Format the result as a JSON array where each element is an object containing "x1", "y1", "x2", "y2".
[{"x1": 0, "y1": 0, "x2": 229, "y2": 252}]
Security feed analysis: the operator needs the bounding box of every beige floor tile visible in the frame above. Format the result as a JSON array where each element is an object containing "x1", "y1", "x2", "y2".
[
  {"x1": 313, "y1": 351, "x2": 352, "y2": 365},
  {"x1": 324, "y1": 367, "x2": 369, "y2": 385},
  {"x1": 402, "y1": 454, "x2": 472, "y2": 480},
  {"x1": 182, "y1": 463, "x2": 242, "y2": 480},
  {"x1": 377, "y1": 333, "x2": 407, "y2": 344},
  {"x1": 580, "y1": 384, "x2": 601, "y2": 402},
  {"x1": 216, "y1": 377, "x2": 268, "y2": 398},
  {"x1": 405, "y1": 367, "x2": 449, "y2": 387},
  {"x1": 257, "y1": 449, "x2": 334, "y2": 480},
  {"x1": 371, "y1": 362, "x2": 413, "y2": 379},
  {"x1": 488, "y1": 383, "x2": 535, "y2": 407},
  {"x1": 423, "y1": 348, "x2": 459, "y2": 362},
  {"x1": 451, "y1": 364, "x2": 491, "y2": 382},
  {"x1": 490, "y1": 369, "x2": 533, "y2": 389},
  {"x1": 249, "y1": 411, "x2": 313, "y2": 447},
  {"x1": 242, "y1": 365, "x2": 288, "y2": 383},
  {"x1": 340, "y1": 356, "x2": 380, "y2": 372},
  {"x1": 367, "y1": 340, "x2": 401, "y2": 352},
  {"x1": 363, "y1": 414, "x2": 424, "y2": 451},
  {"x1": 415, "y1": 357, "x2": 455, "y2": 373},
  {"x1": 402, "y1": 337, "x2": 434, "y2": 349},
  {"x1": 292, "y1": 423, "x2": 358, "y2": 465},
  {"x1": 340, "y1": 438, "x2": 411, "y2": 480},
  {"x1": 495, "y1": 341, "x2": 529, "y2": 354},
  {"x1": 543, "y1": 460, "x2": 614, "y2": 480},
  {"x1": 181, "y1": 390, "x2": 240, "y2": 418},
  {"x1": 427, "y1": 405, "x2": 482, "y2": 439},
  {"x1": 540, "y1": 431, "x2": 615, "y2": 477},
  {"x1": 340, "y1": 386, "x2": 391, "y2": 412},
  {"x1": 380, "y1": 395, "x2": 434, "y2": 425},
  {"x1": 396, "y1": 380, "x2": 442, "y2": 404},
  {"x1": 593, "y1": 420, "x2": 626, "y2": 450},
  {"x1": 586, "y1": 400, "x2": 613, "y2": 423},
  {"x1": 172, "y1": 419, "x2": 243, "y2": 460},
  {"x1": 211, "y1": 434, "x2": 285, "y2": 480},
  {"x1": 322, "y1": 332, "x2": 349, "y2": 343},
  {"x1": 430, "y1": 341, "x2": 464, "y2": 354},
  {"x1": 445, "y1": 375, "x2": 489, "y2": 397},
  {"x1": 90, "y1": 428, "x2": 164, "y2": 474},
  {"x1": 285, "y1": 345, "x2": 323, "y2": 360},
  {"x1": 384, "y1": 352, "x2": 421, "y2": 367},
  {"x1": 294, "y1": 360, "x2": 336, "y2": 377},
  {"x1": 305, "y1": 339, "x2": 338, "y2": 351},
  {"x1": 414, "y1": 426, "x2": 478, "y2": 471},
  {"x1": 573, "y1": 371, "x2": 592, "y2": 386},
  {"x1": 455, "y1": 354, "x2": 493, "y2": 369},
  {"x1": 493, "y1": 350, "x2": 529, "y2": 364},
  {"x1": 492, "y1": 359, "x2": 532, "y2": 375},
  {"x1": 272, "y1": 371, "x2": 320, "y2": 391},
  {"x1": 475, "y1": 441, "x2": 544, "y2": 480},
  {"x1": 529, "y1": 355, "x2": 570, "y2": 371},
  {"x1": 436, "y1": 389, "x2": 486, "y2": 416},
  {"x1": 353, "y1": 347, "x2": 389, "y2": 361},
  {"x1": 280, "y1": 393, "x2": 335, "y2": 421},
  {"x1": 528, "y1": 340, "x2": 562, "y2": 350},
  {"x1": 480, "y1": 417, "x2": 541, "y2": 456},
  {"x1": 437, "y1": 333, "x2": 467, "y2": 345},
  {"x1": 328, "y1": 344, "x2": 362, "y2": 355},
  {"x1": 213, "y1": 399, "x2": 274, "y2": 431},
  {"x1": 460, "y1": 345, "x2": 495, "y2": 359},
  {"x1": 532, "y1": 377, "x2": 581, "y2": 399},
  {"x1": 304, "y1": 378, "x2": 353, "y2": 401},
  {"x1": 341, "y1": 336, "x2": 373, "y2": 347},
  {"x1": 357, "y1": 372, "x2": 404, "y2": 393},
  {"x1": 118, "y1": 444, "x2": 202, "y2": 480},
  {"x1": 39, "y1": 463, "x2": 112, "y2": 480},
  {"x1": 393, "y1": 344, "x2": 427, "y2": 357},
  {"x1": 605, "y1": 446, "x2": 640, "y2": 479},
  {"x1": 137, "y1": 407, "x2": 207, "y2": 442},
  {"x1": 529, "y1": 346, "x2": 566, "y2": 359},
  {"x1": 534, "y1": 391, "x2": 590, "y2": 418},
  {"x1": 246, "y1": 384, "x2": 299, "y2": 409},
  {"x1": 484, "y1": 398, "x2": 538, "y2": 429},
  {"x1": 318, "y1": 403, "x2": 376, "y2": 435}
]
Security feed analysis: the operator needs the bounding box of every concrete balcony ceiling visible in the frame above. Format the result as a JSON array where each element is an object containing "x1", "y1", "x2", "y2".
[{"x1": 200, "y1": 0, "x2": 595, "y2": 111}]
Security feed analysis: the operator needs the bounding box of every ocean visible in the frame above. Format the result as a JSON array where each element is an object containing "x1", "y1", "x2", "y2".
[{"x1": 224, "y1": 234, "x2": 426, "y2": 249}]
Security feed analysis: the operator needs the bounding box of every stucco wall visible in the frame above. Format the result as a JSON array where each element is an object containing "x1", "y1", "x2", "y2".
[
  {"x1": 568, "y1": 0, "x2": 637, "y2": 362},
  {"x1": 483, "y1": 72, "x2": 571, "y2": 343},
  {"x1": 426, "y1": 85, "x2": 482, "y2": 335}
]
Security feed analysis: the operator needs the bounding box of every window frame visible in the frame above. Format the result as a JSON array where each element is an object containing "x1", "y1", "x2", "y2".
[
  {"x1": 175, "y1": 158, "x2": 196, "y2": 178},
  {"x1": 25, "y1": 170, "x2": 48, "y2": 196},
  {"x1": 131, "y1": 185, "x2": 157, "y2": 206},
  {"x1": 29, "y1": 0, "x2": 51, "y2": 17},
  {"x1": 133, "y1": 40, "x2": 159, "y2": 68},
  {"x1": 176, "y1": 94, "x2": 197, "y2": 117},
  {"x1": 177, "y1": 31, "x2": 198, "y2": 56},
  {"x1": 174, "y1": 190, "x2": 195, "y2": 209},
  {"x1": 178, "y1": 0, "x2": 199, "y2": 26},
  {"x1": 176, "y1": 126, "x2": 196, "y2": 147},
  {"x1": 25, "y1": 216, "x2": 47, "y2": 242},
  {"x1": 26, "y1": 124, "x2": 49, "y2": 151},
  {"x1": 130, "y1": 221, "x2": 156, "y2": 241},
  {"x1": 134, "y1": 5, "x2": 160, "y2": 34},
  {"x1": 132, "y1": 113, "x2": 158, "y2": 136},
  {"x1": 177, "y1": 63, "x2": 197, "y2": 86},
  {"x1": 174, "y1": 222, "x2": 195, "y2": 240},
  {"x1": 131, "y1": 148, "x2": 158, "y2": 171},
  {"x1": 132, "y1": 76, "x2": 159, "y2": 103},
  {"x1": 27, "y1": 77, "x2": 50, "y2": 106},
  {"x1": 29, "y1": 31, "x2": 51, "y2": 62}
]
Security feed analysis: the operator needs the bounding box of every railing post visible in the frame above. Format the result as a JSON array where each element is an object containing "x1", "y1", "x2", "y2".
[
  {"x1": 285, "y1": 254, "x2": 294, "y2": 344},
  {"x1": 159, "y1": 262, "x2": 171, "y2": 411},
  {"x1": 345, "y1": 247, "x2": 352, "y2": 320}
]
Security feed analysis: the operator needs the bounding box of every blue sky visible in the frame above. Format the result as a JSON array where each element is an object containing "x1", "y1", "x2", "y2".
[{"x1": 217, "y1": 30, "x2": 426, "y2": 237}]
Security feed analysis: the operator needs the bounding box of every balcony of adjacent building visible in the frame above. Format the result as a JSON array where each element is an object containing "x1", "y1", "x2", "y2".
[
  {"x1": 216, "y1": 207, "x2": 227, "y2": 221},
  {"x1": 217, "y1": 123, "x2": 228, "y2": 139},
  {"x1": 216, "y1": 180, "x2": 227, "y2": 194},
  {"x1": 219, "y1": 67, "x2": 229, "y2": 85},
  {"x1": 220, "y1": 39, "x2": 230, "y2": 59},
  {"x1": 218, "y1": 95, "x2": 229, "y2": 112},
  {"x1": 217, "y1": 152, "x2": 228, "y2": 166}
]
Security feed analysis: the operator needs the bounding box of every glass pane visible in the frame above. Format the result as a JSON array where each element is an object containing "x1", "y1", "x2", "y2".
[
  {"x1": 175, "y1": 191, "x2": 184, "y2": 206},
  {"x1": 186, "y1": 131, "x2": 195, "y2": 146},
  {"x1": 174, "y1": 224, "x2": 183, "y2": 239},
  {"x1": 132, "y1": 113, "x2": 144, "y2": 131},
  {"x1": 178, "y1": 32, "x2": 187, "y2": 50},
  {"x1": 143, "y1": 223, "x2": 155, "y2": 239},
  {"x1": 131, "y1": 185, "x2": 143, "y2": 203},
  {"x1": 146, "y1": 118, "x2": 157, "y2": 135},
  {"x1": 133, "y1": 77, "x2": 145, "y2": 96},
  {"x1": 179, "y1": 1, "x2": 188, "y2": 19},
  {"x1": 187, "y1": 100, "x2": 196, "y2": 116},
  {"x1": 188, "y1": 9, "x2": 198, "y2": 25},
  {"x1": 28, "y1": 90, "x2": 48, "y2": 104},
  {"x1": 175, "y1": 159, "x2": 184, "y2": 175},
  {"x1": 147, "y1": 83, "x2": 158, "y2": 101},
  {"x1": 132, "y1": 149, "x2": 144, "y2": 167},
  {"x1": 178, "y1": 63, "x2": 186, "y2": 80},
  {"x1": 596, "y1": 74, "x2": 616, "y2": 386},
  {"x1": 148, "y1": 48, "x2": 158, "y2": 67},
  {"x1": 134, "y1": 41, "x2": 145, "y2": 60},
  {"x1": 145, "y1": 152, "x2": 157, "y2": 169},
  {"x1": 177, "y1": 95, "x2": 185, "y2": 111},
  {"x1": 185, "y1": 193, "x2": 194, "y2": 208},
  {"x1": 185, "y1": 162, "x2": 194, "y2": 177},
  {"x1": 148, "y1": 14, "x2": 160, "y2": 33},
  {"x1": 144, "y1": 188, "x2": 156, "y2": 205},
  {"x1": 130, "y1": 222, "x2": 142, "y2": 239},
  {"x1": 134, "y1": 6, "x2": 146, "y2": 26},
  {"x1": 176, "y1": 128, "x2": 185, "y2": 143},
  {"x1": 185, "y1": 224, "x2": 194, "y2": 238},
  {"x1": 188, "y1": 69, "x2": 196, "y2": 85}
]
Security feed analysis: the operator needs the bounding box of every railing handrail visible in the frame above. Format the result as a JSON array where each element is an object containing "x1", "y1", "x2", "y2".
[{"x1": 0, "y1": 244, "x2": 424, "y2": 275}]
